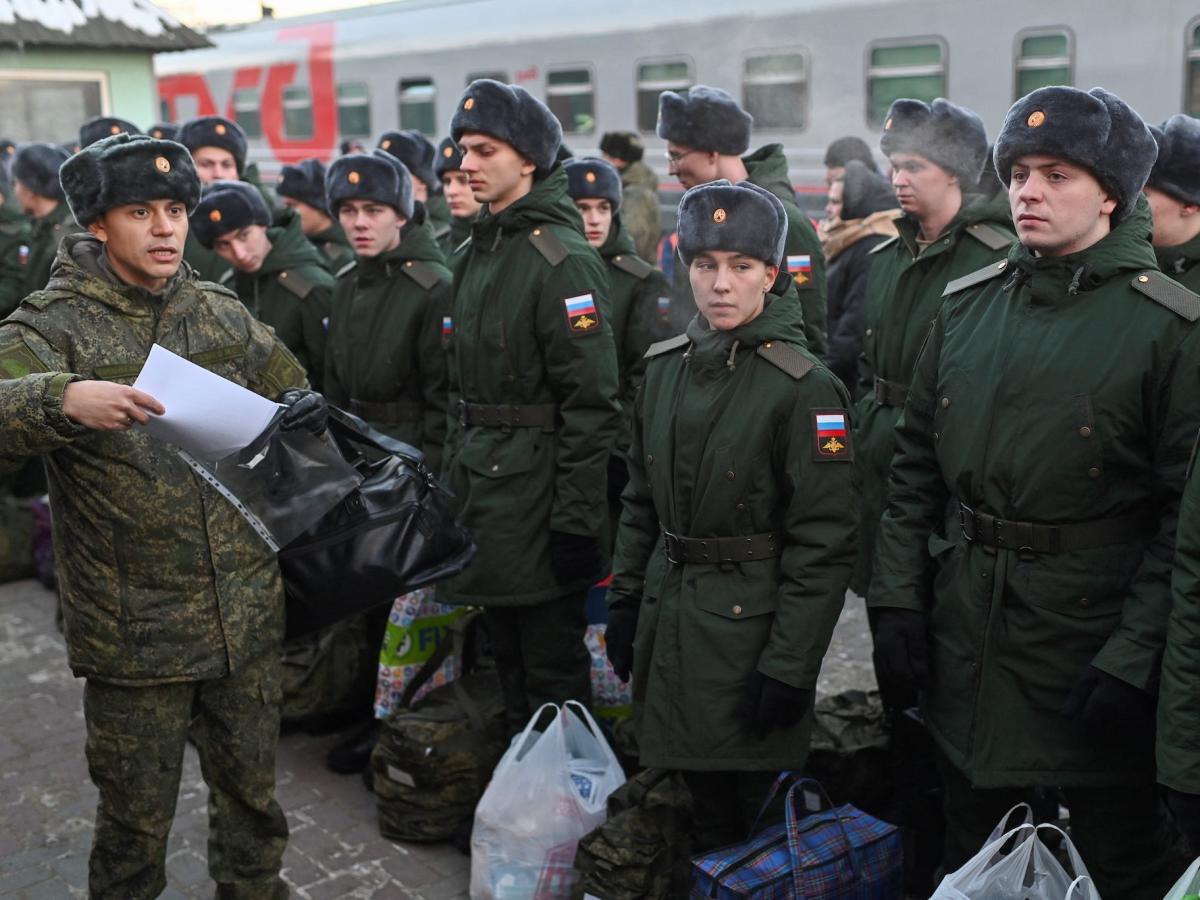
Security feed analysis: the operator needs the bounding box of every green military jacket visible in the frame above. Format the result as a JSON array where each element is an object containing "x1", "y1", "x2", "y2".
[
  {"x1": 184, "y1": 231, "x2": 231, "y2": 284},
  {"x1": 610, "y1": 294, "x2": 858, "y2": 770},
  {"x1": 230, "y1": 209, "x2": 333, "y2": 391},
  {"x1": 325, "y1": 221, "x2": 451, "y2": 473},
  {"x1": 851, "y1": 192, "x2": 1014, "y2": 595},
  {"x1": 425, "y1": 192, "x2": 452, "y2": 246},
  {"x1": 0, "y1": 234, "x2": 307, "y2": 685},
  {"x1": 442, "y1": 167, "x2": 620, "y2": 605},
  {"x1": 440, "y1": 214, "x2": 474, "y2": 259},
  {"x1": 1155, "y1": 231, "x2": 1200, "y2": 294},
  {"x1": 619, "y1": 160, "x2": 662, "y2": 265},
  {"x1": 0, "y1": 204, "x2": 30, "y2": 318},
  {"x1": 25, "y1": 202, "x2": 84, "y2": 299},
  {"x1": 869, "y1": 200, "x2": 1200, "y2": 787},
  {"x1": 311, "y1": 221, "x2": 355, "y2": 279}
]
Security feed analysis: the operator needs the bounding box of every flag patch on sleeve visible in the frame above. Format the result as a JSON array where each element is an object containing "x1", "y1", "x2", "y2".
[
  {"x1": 812, "y1": 410, "x2": 852, "y2": 461},
  {"x1": 788, "y1": 254, "x2": 813, "y2": 287},
  {"x1": 563, "y1": 293, "x2": 601, "y2": 335}
]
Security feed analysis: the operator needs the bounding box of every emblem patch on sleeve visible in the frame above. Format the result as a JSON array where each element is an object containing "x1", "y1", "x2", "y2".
[
  {"x1": 812, "y1": 409, "x2": 852, "y2": 461},
  {"x1": 787, "y1": 254, "x2": 813, "y2": 288},
  {"x1": 563, "y1": 293, "x2": 601, "y2": 335}
]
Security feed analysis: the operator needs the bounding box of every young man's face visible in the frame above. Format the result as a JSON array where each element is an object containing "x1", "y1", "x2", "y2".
[
  {"x1": 574, "y1": 197, "x2": 613, "y2": 248},
  {"x1": 666, "y1": 141, "x2": 718, "y2": 189},
  {"x1": 88, "y1": 198, "x2": 188, "y2": 292},
  {"x1": 212, "y1": 224, "x2": 272, "y2": 273},
  {"x1": 441, "y1": 170, "x2": 482, "y2": 219},
  {"x1": 411, "y1": 178, "x2": 429, "y2": 203},
  {"x1": 889, "y1": 152, "x2": 959, "y2": 222},
  {"x1": 337, "y1": 199, "x2": 405, "y2": 258},
  {"x1": 1009, "y1": 155, "x2": 1116, "y2": 257},
  {"x1": 457, "y1": 132, "x2": 536, "y2": 211},
  {"x1": 688, "y1": 250, "x2": 777, "y2": 331},
  {"x1": 1144, "y1": 185, "x2": 1200, "y2": 249},
  {"x1": 192, "y1": 147, "x2": 238, "y2": 184},
  {"x1": 281, "y1": 196, "x2": 332, "y2": 237},
  {"x1": 12, "y1": 179, "x2": 43, "y2": 216},
  {"x1": 825, "y1": 178, "x2": 845, "y2": 221}
]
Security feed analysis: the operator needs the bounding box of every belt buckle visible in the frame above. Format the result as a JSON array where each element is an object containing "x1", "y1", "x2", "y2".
[
  {"x1": 663, "y1": 531, "x2": 680, "y2": 565},
  {"x1": 959, "y1": 504, "x2": 974, "y2": 543},
  {"x1": 456, "y1": 398, "x2": 468, "y2": 427}
]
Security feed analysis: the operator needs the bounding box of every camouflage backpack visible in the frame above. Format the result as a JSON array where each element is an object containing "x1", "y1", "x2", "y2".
[{"x1": 571, "y1": 768, "x2": 695, "y2": 900}]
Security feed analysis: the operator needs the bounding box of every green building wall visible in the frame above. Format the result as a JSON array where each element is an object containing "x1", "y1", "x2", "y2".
[{"x1": 0, "y1": 48, "x2": 158, "y2": 128}]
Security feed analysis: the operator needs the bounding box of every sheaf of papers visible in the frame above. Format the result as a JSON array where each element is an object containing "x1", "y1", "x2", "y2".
[{"x1": 132, "y1": 344, "x2": 281, "y2": 462}]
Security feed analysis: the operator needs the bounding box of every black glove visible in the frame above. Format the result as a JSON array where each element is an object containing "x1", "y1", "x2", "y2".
[
  {"x1": 1167, "y1": 789, "x2": 1200, "y2": 856},
  {"x1": 548, "y1": 530, "x2": 602, "y2": 585},
  {"x1": 605, "y1": 601, "x2": 638, "y2": 682},
  {"x1": 1060, "y1": 665, "x2": 1155, "y2": 735},
  {"x1": 607, "y1": 454, "x2": 631, "y2": 504},
  {"x1": 736, "y1": 670, "x2": 811, "y2": 738},
  {"x1": 872, "y1": 608, "x2": 930, "y2": 691},
  {"x1": 277, "y1": 389, "x2": 328, "y2": 435}
]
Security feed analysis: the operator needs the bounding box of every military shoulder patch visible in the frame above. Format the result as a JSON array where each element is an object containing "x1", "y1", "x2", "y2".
[
  {"x1": 529, "y1": 227, "x2": 568, "y2": 266},
  {"x1": 610, "y1": 253, "x2": 654, "y2": 281},
  {"x1": 563, "y1": 293, "x2": 601, "y2": 336},
  {"x1": 644, "y1": 333, "x2": 690, "y2": 359},
  {"x1": 786, "y1": 254, "x2": 814, "y2": 289},
  {"x1": 259, "y1": 344, "x2": 307, "y2": 396},
  {"x1": 868, "y1": 235, "x2": 899, "y2": 255},
  {"x1": 277, "y1": 269, "x2": 315, "y2": 300},
  {"x1": 0, "y1": 338, "x2": 50, "y2": 379},
  {"x1": 400, "y1": 259, "x2": 442, "y2": 290},
  {"x1": 811, "y1": 409, "x2": 853, "y2": 462},
  {"x1": 942, "y1": 260, "x2": 1010, "y2": 297},
  {"x1": 965, "y1": 222, "x2": 1014, "y2": 251},
  {"x1": 1130, "y1": 270, "x2": 1200, "y2": 322},
  {"x1": 756, "y1": 340, "x2": 815, "y2": 380}
]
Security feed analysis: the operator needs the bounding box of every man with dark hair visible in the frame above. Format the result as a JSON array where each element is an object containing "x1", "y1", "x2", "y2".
[
  {"x1": 599, "y1": 130, "x2": 662, "y2": 263},
  {"x1": 276, "y1": 158, "x2": 355, "y2": 278},
  {"x1": 434, "y1": 137, "x2": 481, "y2": 257},
  {"x1": 1144, "y1": 115, "x2": 1200, "y2": 291},
  {"x1": 823, "y1": 135, "x2": 879, "y2": 185},
  {"x1": 12, "y1": 142, "x2": 82, "y2": 298}
]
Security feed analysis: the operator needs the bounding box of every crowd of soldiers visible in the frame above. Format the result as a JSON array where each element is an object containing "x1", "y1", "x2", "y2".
[{"x1": 1, "y1": 72, "x2": 1200, "y2": 900}]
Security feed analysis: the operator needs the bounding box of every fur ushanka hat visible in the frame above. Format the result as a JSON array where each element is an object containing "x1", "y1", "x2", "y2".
[
  {"x1": 676, "y1": 179, "x2": 787, "y2": 267},
  {"x1": 325, "y1": 150, "x2": 414, "y2": 219},
  {"x1": 879, "y1": 97, "x2": 988, "y2": 186},
  {"x1": 451, "y1": 80, "x2": 562, "y2": 173},
  {"x1": 13, "y1": 143, "x2": 70, "y2": 200},
  {"x1": 1146, "y1": 114, "x2": 1200, "y2": 207},
  {"x1": 190, "y1": 179, "x2": 271, "y2": 248},
  {"x1": 177, "y1": 116, "x2": 249, "y2": 174},
  {"x1": 276, "y1": 158, "x2": 330, "y2": 214},
  {"x1": 59, "y1": 133, "x2": 200, "y2": 226},
  {"x1": 656, "y1": 85, "x2": 752, "y2": 156},
  {"x1": 564, "y1": 158, "x2": 622, "y2": 210}
]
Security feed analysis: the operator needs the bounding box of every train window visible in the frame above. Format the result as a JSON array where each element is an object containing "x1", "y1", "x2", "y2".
[
  {"x1": 337, "y1": 83, "x2": 371, "y2": 137},
  {"x1": 865, "y1": 39, "x2": 946, "y2": 127},
  {"x1": 233, "y1": 88, "x2": 261, "y2": 138},
  {"x1": 1187, "y1": 21, "x2": 1200, "y2": 116},
  {"x1": 636, "y1": 59, "x2": 693, "y2": 131},
  {"x1": 283, "y1": 85, "x2": 313, "y2": 139},
  {"x1": 398, "y1": 78, "x2": 436, "y2": 135},
  {"x1": 546, "y1": 68, "x2": 595, "y2": 134},
  {"x1": 467, "y1": 71, "x2": 508, "y2": 86},
  {"x1": 743, "y1": 52, "x2": 808, "y2": 130},
  {"x1": 1014, "y1": 29, "x2": 1073, "y2": 99}
]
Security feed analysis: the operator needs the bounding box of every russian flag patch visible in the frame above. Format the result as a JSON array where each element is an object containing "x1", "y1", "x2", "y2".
[
  {"x1": 812, "y1": 410, "x2": 851, "y2": 460},
  {"x1": 563, "y1": 293, "x2": 601, "y2": 335},
  {"x1": 787, "y1": 254, "x2": 813, "y2": 287}
]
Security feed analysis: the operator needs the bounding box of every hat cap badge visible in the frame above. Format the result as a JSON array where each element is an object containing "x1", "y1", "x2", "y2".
[
  {"x1": 209, "y1": 209, "x2": 222, "y2": 222},
  {"x1": 155, "y1": 157, "x2": 171, "y2": 173},
  {"x1": 215, "y1": 123, "x2": 227, "y2": 135},
  {"x1": 442, "y1": 146, "x2": 453, "y2": 157},
  {"x1": 1027, "y1": 110, "x2": 1046, "y2": 128},
  {"x1": 464, "y1": 97, "x2": 475, "y2": 111},
  {"x1": 381, "y1": 139, "x2": 391, "y2": 150},
  {"x1": 585, "y1": 171, "x2": 597, "y2": 183},
  {"x1": 348, "y1": 171, "x2": 360, "y2": 184},
  {"x1": 109, "y1": 125, "x2": 121, "y2": 135},
  {"x1": 713, "y1": 208, "x2": 727, "y2": 223},
  {"x1": 884, "y1": 117, "x2": 893, "y2": 130}
]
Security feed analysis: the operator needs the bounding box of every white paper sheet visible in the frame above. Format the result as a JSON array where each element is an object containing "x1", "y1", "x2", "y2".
[{"x1": 132, "y1": 344, "x2": 281, "y2": 462}]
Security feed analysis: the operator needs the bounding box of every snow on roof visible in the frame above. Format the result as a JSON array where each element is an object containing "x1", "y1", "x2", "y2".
[{"x1": 0, "y1": 0, "x2": 210, "y2": 51}]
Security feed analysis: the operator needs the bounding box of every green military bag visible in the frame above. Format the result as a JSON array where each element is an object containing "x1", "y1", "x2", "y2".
[
  {"x1": 369, "y1": 613, "x2": 508, "y2": 842},
  {"x1": 280, "y1": 613, "x2": 377, "y2": 726},
  {"x1": 571, "y1": 768, "x2": 694, "y2": 900},
  {"x1": 0, "y1": 494, "x2": 33, "y2": 584}
]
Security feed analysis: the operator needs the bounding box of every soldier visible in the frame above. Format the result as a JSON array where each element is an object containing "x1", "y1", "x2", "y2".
[
  {"x1": 0, "y1": 170, "x2": 30, "y2": 318},
  {"x1": 1145, "y1": 115, "x2": 1200, "y2": 291},
  {"x1": 657, "y1": 85, "x2": 828, "y2": 354},
  {"x1": 378, "y1": 130, "x2": 452, "y2": 244},
  {"x1": 823, "y1": 135, "x2": 879, "y2": 185},
  {"x1": 606, "y1": 179, "x2": 857, "y2": 849},
  {"x1": 11, "y1": 143, "x2": 83, "y2": 298},
  {"x1": 0, "y1": 131, "x2": 320, "y2": 899},
  {"x1": 599, "y1": 131, "x2": 662, "y2": 264},
  {"x1": 191, "y1": 180, "x2": 332, "y2": 390},
  {"x1": 275, "y1": 158, "x2": 355, "y2": 278},
  {"x1": 442, "y1": 79, "x2": 620, "y2": 733},
  {"x1": 870, "y1": 87, "x2": 1196, "y2": 898},
  {"x1": 434, "y1": 137, "x2": 482, "y2": 257},
  {"x1": 148, "y1": 122, "x2": 179, "y2": 142},
  {"x1": 79, "y1": 116, "x2": 140, "y2": 149}
]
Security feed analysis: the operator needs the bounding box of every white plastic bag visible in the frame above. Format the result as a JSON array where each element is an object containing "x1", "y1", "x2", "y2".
[
  {"x1": 931, "y1": 802, "x2": 1100, "y2": 900},
  {"x1": 1163, "y1": 856, "x2": 1200, "y2": 900},
  {"x1": 469, "y1": 700, "x2": 625, "y2": 899}
]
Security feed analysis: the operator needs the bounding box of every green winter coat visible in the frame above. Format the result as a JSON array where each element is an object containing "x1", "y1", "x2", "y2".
[
  {"x1": 442, "y1": 167, "x2": 620, "y2": 605},
  {"x1": 440, "y1": 214, "x2": 475, "y2": 259},
  {"x1": 24, "y1": 201, "x2": 84, "y2": 299},
  {"x1": 0, "y1": 233, "x2": 307, "y2": 685},
  {"x1": 311, "y1": 221, "x2": 356, "y2": 279},
  {"x1": 0, "y1": 203, "x2": 30, "y2": 318},
  {"x1": 619, "y1": 160, "x2": 663, "y2": 265},
  {"x1": 324, "y1": 222, "x2": 451, "y2": 473},
  {"x1": 1155, "y1": 231, "x2": 1200, "y2": 294},
  {"x1": 1161, "y1": 454, "x2": 1200, "y2": 793},
  {"x1": 869, "y1": 200, "x2": 1200, "y2": 787},
  {"x1": 852, "y1": 192, "x2": 1014, "y2": 595},
  {"x1": 230, "y1": 209, "x2": 333, "y2": 392},
  {"x1": 425, "y1": 191, "x2": 452, "y2": 245},
  {"x1": 610, "y1": 293, "x2": 858, "y2": 770}
]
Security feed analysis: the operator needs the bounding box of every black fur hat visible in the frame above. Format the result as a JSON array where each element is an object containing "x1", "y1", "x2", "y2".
[
  {"x1": 190, "y1": 179, "x2": 271, "y2": 248},
  {"x1": 824, "y1": 136, "x2": 878, "y2": 172},
  {"x1": 840, "y1": 160, "x2": 898, "y2": 220},
  {"x1": 451, "y1": 79, "x2": 562, "y2": 173},
  {"x1": 177, "y1": 116, "x2": 248, "y2": 174},
  {"x1": 378, "y1": 130, "x2": 439, "y2": 192},
  {"x1": 13, "y1": 143, "x2": 70, "y2": 200},
  {"x1": 879, "y1": 98, "x2": 988, "y2": 185},
  {"x1": 564, "y1": 158, "x2": 622, "y2": 210},
  {"x1": 599, "y1": 131, "x2": 644, "y2": 164},
  {"x1": 79, "y1": 117, "x2": 141, "y2": 149},
  {"x1": 657, "y1": 85, "x2": 752, "y2": 156},
  {"x1": 676, "y1": 179, "x2": 787, "y2": 267},
  {"x1": 148, "y1": 122, "x2": 180, "y2": 141},
  {"x1": 60, "y1": 133, "x2": 200, "y2": 227},
  {"x1": 1147, "y1": 114, "x2": 1200, "y2": 207},
  {"x1": 434, "y1": 137, "x2": 463, "y2": 179},
  {"x1": 276, "y1": 158, "x2": 329, "y2": 213},
  {"x1": 994, "y1": 86, "x2": 1157, "y2": 224},
  {"x1": 326, "y1": 150, "x2": 414, "y2": 219}
]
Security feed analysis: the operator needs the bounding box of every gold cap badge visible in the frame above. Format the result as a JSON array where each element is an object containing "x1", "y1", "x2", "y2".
[
  {"x1": 464, "y1": 97, "x2": 475, "y2": 111},
  {"x1": 1028, "y1": 110, "x2": 1046, "y2": 128},
  {"x1": 585, "y1": 171, "x2": 597, "y2": 183},
  {"x1": 713, "y1": 208, "x2": 727, "y2": 224},
  {"x1": 209, "y1": 209, "x2": 222, "y2": 223},
  {"x1": 154, "y1": 156, "x2": 170, "y2": 173},
  {"x1": 215, "y1": 123, "x2": 227, "y2": 135},
  {"x1": 443, "y1": 146, "x2": 453, "y2": 157},
  {"x1": 381, "y1": 139, "x2": 391, "y2": 150},
  {"x1": 109, "y1": 125, "x2": 121, "y2": 135},
  {"x1": 884, "y1": 117, "x2": 893, "y2": 130},
  {"x1": 348, "y1": 171, "x2": 360, "y2": 184},
  {"x1": 152, "y1": 129, "x2": 162, "y2": 138}
]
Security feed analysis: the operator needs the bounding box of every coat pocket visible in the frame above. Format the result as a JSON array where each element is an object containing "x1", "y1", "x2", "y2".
[{"x1": 455, "y1": 430, "x2": 545, "y2": 479}]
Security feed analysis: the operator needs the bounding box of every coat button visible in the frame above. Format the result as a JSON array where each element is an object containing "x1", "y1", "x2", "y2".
[
  {"x1": 614, "y1": 255, "x2": 622, "y2": 262},
  {"x1": 941, "y1": 397, "x2": 951, "y2": 409},
  {"x1": 726, "y1": 470, "x2": 736, "y2": 481},
  {"x1": 865, "y1": 328, "x2": 872, "y2": 337},
  {"x1": 533, "y1": 228, "x2": 541, "y2": 236},
  {"x1": 732, "y1": 604, "x2": 743, "y2": 616},
  {"x1": 647, "y1": 454, "x2": 654, "y2": 464},
  {"x1": 735, "y1": 502, "x2": 746, "y2": 512},
  {"x1": 1079, "y1": 426, "x2": 1092, "y2": 438},
  {"x1": 491, "y1": 464, "x2": 499, "y2": 472},
  {"x1": 1088, "y1": 466, "x2": 1101, "y2": 478},
  {"x1": 1079, "y1": 597, "x2": 1091, "y2": 608},
  {"x1": 280, "y1": 271, "x2": 288, "y2": 278},
  {"x1": 1138, "y1": 275, "x2": 1149, "y2": 283},
  {"x1": 405, "y1": 261, "x2": 413, "y2": 267}
]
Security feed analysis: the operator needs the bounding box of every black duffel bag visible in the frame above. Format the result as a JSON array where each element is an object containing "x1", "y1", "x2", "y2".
[{"x1": 278, "y1": 408, "x2": 475, "y2": 639}]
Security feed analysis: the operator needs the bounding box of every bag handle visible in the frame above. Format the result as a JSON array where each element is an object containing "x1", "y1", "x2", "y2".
[
  {"x1": 782, "y1": 776, "x2": 863, "y2": 881},
  {"x1": 326, "y1": 406, "x2": 426, "y2": 466},
  {"x1": 986, "y1": 802, "x2": 1034, "y2": 845},
  {"x1": 512, "y1": 702, "x2": 560, "y2": 761},
  {"x1": 1066, "y1": 875, "x2": 1095, "y2": 899}
]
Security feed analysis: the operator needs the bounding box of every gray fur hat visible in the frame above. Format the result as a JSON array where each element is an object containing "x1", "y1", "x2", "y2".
[
  {"x1": 994, "y1": 86, "x2": 1157, "y2": 224},
  {"x1": 378, "y1": 130, "x2": 438, "y2": 192},
  {"x1": 325, "y1": 150, "x2": 414, "y2": 219},
  {"x1": 13, "y1": 143, "x2": 69, "y2": 200},
  {"x1": 1147, "y1": 114, "x2": 1200, "y2": 207},
  {"x1": 840, "y1": 159, "x2": 898, "y2": 220},
  {"x1": 676, "y1": 179, "x2": 787, "y2": 266},
  {"x1": 451, "y1": 79, "x2": 562, "y2": 173},
  {"x1": 434, "y1": 137, "x2": 463, "y2": 179},
  {"x1": 79, "y1": 116, "x2": 141, "y2": 149},
  {"x1": 880, "y1": 98, "x2": 988, "y2": 185},
  {"x1": 190, "y1": 179, "x2": 271, "y2": 248},
  {"x1": 824, "y1": 135, "x2": 878, "y2": 172},
  {"x1": 564, "y1": 158, "x2": 622, "y2": 210},
  {"x1": 276, "y1": 158, "x2": 329, "y2": 213},
  {"x1": 177, "y1": 116, "x2": 248, "y2": 174},
  {"x1": 60, "y1": 133, "x2": 200, "y2": 227},
  {"x1": 656, "y1": 85, "x2": 752, "y2": 156},
  {"x1": 148, "y1": 122, "x2": 180, "y2": 141}
]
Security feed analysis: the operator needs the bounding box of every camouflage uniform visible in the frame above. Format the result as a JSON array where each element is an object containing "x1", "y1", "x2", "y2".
[
  {"x1": 619, "y1": 160, "x2": 663, "y2": 264},
  {"x1": 0, "y1": 234, "x2": 306, "y2": 899}
]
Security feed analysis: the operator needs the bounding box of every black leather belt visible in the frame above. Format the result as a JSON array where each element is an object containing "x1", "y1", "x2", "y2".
[
  {"x1": 873, "y1": 376, "x2": 909, "y2": 408},
  {"x1": 958, "y1": 501, "x2": 1154, "y2": 554},
  {"x1": 458, "y1": 400, "x2": 557, "y2": 432},
  {"x1": 349, "y1": 398, "x2": 421, "y2": 421},
  {"x1": 662, "y1": 529, "x2": 779, "y2": 565}
]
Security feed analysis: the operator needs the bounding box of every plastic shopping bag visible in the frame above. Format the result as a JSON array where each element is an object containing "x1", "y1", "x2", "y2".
[
  {"x1": 469, "y1": 701, "x2": 625, "y2": 899},
  {"x1": 586, "y1": 624, "x2": 633, "y2": 726},
  {"x1": 373, "y1": 588, "x2": 467, "y2": 718},
  {"x1": 1164, "y1": 856, "x2": 1200, "y2": 900}
]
